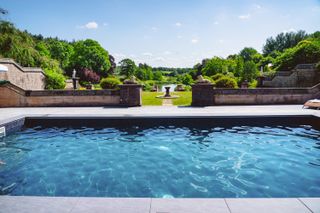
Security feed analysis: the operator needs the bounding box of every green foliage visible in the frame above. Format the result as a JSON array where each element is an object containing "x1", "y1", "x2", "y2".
[
  {"x1": 136, "y1": 63, "x2": 153, "y2": 80},
  {"x1": 70, "y1": 39, "x2": 110, "y2": 76},
  {"x1": 274, "y1": 38, "x2": 320, "y2": 70},
  {"x1": 0, "y1": 80, "x2": 9, "y2": 85},
  {"x1": 119, "y1": 58, "x2": 136, "y2": 78},
  {"x1": 239, "y1": 47, "x2": 259, "y2": 62},
  {"x1": 211, "y1": 73, "x2": 225, "y2": 81},
  {"x1": 215, "y1": 76, "x2": 238, "y2": 88},
  {"x1": 153, "y1": 71, "x2": 163, "y2": 81},
  {"x1": 248, "y1": 80, "x2": 258, "y2": 88},
  {"x1": 180, "y1": 74, "x2": 193, "y2": 85},
  {"x1": 263, "y1": 30, "x2": 308, "y2": 55},
  {"x1": 242, "y1": 61, "x2": 258, "y2": 82},
  {"x1": 44, "y1": 68, "x2": 66, "y2": 89},
  {"x1": 202, "y1": 57, "x2": 227, "y2": 76},
  {"x1": 100, "y1": 77, "x2": 121, "y2": 89},
  {"x1": 45, "y1": 38, "x2": 74, "y2": 70}
]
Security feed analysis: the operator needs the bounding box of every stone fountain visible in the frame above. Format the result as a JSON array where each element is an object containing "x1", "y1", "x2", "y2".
[{"x1": 156, "y1": 86, "x2": 179, "y2": 99}]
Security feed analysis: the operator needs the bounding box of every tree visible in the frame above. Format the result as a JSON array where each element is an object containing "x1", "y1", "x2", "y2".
[
  {"x1": 108, "y1": 54, "x2": 116, "y2": 75},
  {"x1": 202, "y1": 57, "x2": 227, "y2": 76},
  {"x1": 135, "y1": 63, "x2": 153, "y2": 80},
  {"x1": 153, "y1": 71, "x2": 163, "y2": 81},
  {"x1": 119, "y1": 58, "x2": 136, "y2": 77},
  {"x1": 45, "y1": 38, "x2": 74, "y2": 70},
  {"x1": 263, "y1": 30, "x2": 308, "y2": 55},
  {"x1": 273, "y1": 38, "x2": 320, "y2": 71},
  {"x1": 239, "y1": 47, "x2": 259, "y2": 62},
  {"x1": 181, "y1": 74, "x2": 193, "y2": 85},
  {"x1": 70, "y1": 39, "x2": 111, "y2": 76},
  {"x1": 242, "y1": 61, "x2": 258, "y2": 82}
]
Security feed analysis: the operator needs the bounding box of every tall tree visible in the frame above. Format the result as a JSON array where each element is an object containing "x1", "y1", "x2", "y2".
[
  {"x1": 119, "y1": 58, "x2": 136, "y2": 77},
  {"x1": 69, "y1": 39, "x2": 111, "y2": 76},
  {"x1": 263, "y1": 30, "x2": 308, "y2": 55}
]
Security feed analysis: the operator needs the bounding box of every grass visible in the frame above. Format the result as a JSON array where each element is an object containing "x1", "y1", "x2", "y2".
[
  {"x1": 142, "y1": 91, "x2": 192, "y2": 106},
  {"x1": 172, "y1": 91, "x2": 192, "y2": 106},
  {"x1": 142, "y1": 92, "x2": 163, "y2": 106}
]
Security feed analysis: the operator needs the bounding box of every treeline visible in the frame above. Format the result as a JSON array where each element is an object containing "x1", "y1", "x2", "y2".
[
  {"x1": 0, "y1": 21, "x2": 115, "y2": 89},
  {"x1": 0, "y1": 16, "x2": 319, "y2": 90},
  {"x1": 184, "y1": 30, "x2": 320, "y2": 88}
]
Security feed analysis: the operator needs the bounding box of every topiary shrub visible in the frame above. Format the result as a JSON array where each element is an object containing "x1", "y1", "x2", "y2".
[
  {"x1": 211, "y1": 73, "x2": 225, "y2": 81},
  {"x1": 215, "y1": 76, "x2": 238, "y2": 88},
  {"x1": 44, "y1": 69, "x2": 66, "y2": 89},
  {"x1": 100, "y1": 77, "x2": 121, "y2": 89}
]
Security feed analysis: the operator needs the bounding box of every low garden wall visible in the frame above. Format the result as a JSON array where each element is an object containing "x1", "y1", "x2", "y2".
[
  {"x1": 0, "y1": 83, "x2": 142, "y2": 107},
  {"x1": 192, "y1": 83, "x2": 320, "y2": 106},
  {"x1": 0, "y1": 58, "x2": 46, "y2": 90}
]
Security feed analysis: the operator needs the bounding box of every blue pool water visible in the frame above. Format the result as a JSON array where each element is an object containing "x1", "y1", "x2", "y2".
[{"x1": 0, "y1": 122, "x2": 319, "y2": 198}]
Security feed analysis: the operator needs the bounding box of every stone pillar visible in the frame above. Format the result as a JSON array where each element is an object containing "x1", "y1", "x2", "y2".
[
  {"x1": 191, "y1": 83, "x2": 214, "y2": 106},
  {"x1": 119, "y1": 84, "x2": 142, "y2": 107},
  {"x1": 257, "y1": 76, "x2": 265, "y2": 87},
  {"x1": 241, "y1": 80, "x2": 249, "y2": 89}
]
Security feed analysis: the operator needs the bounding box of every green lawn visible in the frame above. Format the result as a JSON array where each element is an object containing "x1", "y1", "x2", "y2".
[
  {"x1": 142, "y1": 91, "x2": 191, "y2": 106},
  {"x1": 172, "y1": 91, "x2": 192, "y2": 106},
  {"x1": 142, "y1": 92, "x2": 163, "y2": 106}
]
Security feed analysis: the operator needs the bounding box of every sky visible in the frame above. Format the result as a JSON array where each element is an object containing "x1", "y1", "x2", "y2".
[{"x1": 1, "y1": 0, "x2": 320, "y2": 67}]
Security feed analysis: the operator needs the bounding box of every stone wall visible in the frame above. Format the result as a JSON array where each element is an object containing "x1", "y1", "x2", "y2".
[
  {"x1": 262, "y1": 64, "x2": 319, "y2": 87},
  {"x1": 0, "y1": 58, "x2": 45, "y2": 90},
  {"x1": 192, "y1": 83, "x2": 320, "y2": 106},
  {"x1": 0, "y1": 83, "x2": 142, "y2": 107}
]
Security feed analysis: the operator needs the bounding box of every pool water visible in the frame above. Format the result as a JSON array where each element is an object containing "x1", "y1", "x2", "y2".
[{"x1": 0, "y1": 122, "x2": 319, "y2": 198}]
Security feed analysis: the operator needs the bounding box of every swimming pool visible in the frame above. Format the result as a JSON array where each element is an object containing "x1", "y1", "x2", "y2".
[{"x1": 0, "y1": 117, "x2": 319, "y2": 198}]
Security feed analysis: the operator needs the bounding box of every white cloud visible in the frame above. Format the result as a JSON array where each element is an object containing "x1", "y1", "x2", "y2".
[
  {"x1": 213, "y1": 21, "x2": 219, "y2": 25},
  {"x1": 283, "y1": 28, "x2": 296, "y2": 33},
  {"x1": 83, "y1": 21, "x2": 98, "y2": 29},
  {"x1": 254, "y1": 4, "x2": 262, "y2": 9},
  {"x1": 142, "y1": 52, "x2": 153, "y2": 56},
  {"x1": 175, "y1": 22, "x2": 182, "y2": 27},
  {"x1": 191, "y1": 39, "x2": 199, "y2": 44},
  {"x1": 151, "y1": 26, "x2": 158, "y2": 32},
  {"x1": 154, "y1": 57, "x2": 165, "y2": 61},
  {"x1": 238, "y1": 14, "x2": 251, "y2": 20}
]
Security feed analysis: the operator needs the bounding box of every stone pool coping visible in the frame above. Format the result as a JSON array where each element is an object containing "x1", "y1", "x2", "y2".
[
  {"x1": 0, "y1": 105, "x2": 319, "y2": 212},
  {"x1": 0, "y1": 196, "x2": 319, "y2": 213}
]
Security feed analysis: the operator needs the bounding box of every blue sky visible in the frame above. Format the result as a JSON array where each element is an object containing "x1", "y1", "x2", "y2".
[{"x1": 1, "y1": 0, "x2": 320, "y2": 67}]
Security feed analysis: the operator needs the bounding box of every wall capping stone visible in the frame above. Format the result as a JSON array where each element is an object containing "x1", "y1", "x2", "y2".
[
  {"x1": 0, "y1": 58, "x2": 45, "y2": 74},
  {"x1": 192, "y1": 82, "x2": 320, "y2": 106}
]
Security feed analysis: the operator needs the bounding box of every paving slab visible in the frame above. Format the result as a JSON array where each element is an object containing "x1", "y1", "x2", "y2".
[
  {"x1": 150, "y1": 198, "x2": 230, "y2": 213},
  {"x1": 0, "y1": 196, "x2": 79, "y2": 213},
  {"x1": 71, "y1": 197, "x2": 151, "y2": 213},
  {"x1": 0, "y1": 106, "x2": 319, "y2": 123},
  {"x1": 226, "y1": 198, "x2": 311, "y2": 213},
  {"x1": 299, "y1": 198, "x2": 320, "y2": 213}
]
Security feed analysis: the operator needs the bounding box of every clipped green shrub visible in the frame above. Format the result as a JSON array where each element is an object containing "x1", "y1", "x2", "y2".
[
  {"x1": 100, "y1": 77, "x2": 121, "y2": 89},
  {"x1": 44, "y1": 69, "x2": 66, "y2": 89},
  {"x1": 215, "y1": 76, "x2": 238, "y2": 88},
  {"x1": 211, "y1": 73, "x2": 225, "y2": 81}
]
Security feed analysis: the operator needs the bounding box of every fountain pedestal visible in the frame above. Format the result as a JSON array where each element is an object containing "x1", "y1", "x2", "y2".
[
  {"x1": 164, "y1": 87, "x2": 171, "y2": 97},
  {"x1": 156, "y1": 86, "x2": 179, "y2": 99}
]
